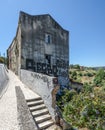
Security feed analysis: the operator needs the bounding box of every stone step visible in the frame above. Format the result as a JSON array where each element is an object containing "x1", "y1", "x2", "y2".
[
  {"x1": 27, "y1": 100, "x2": 44, "y2": 107},
  {"x1": 38, "y1": 119, "x2": 54, "y2": 130},
  {"x1": 35, "y1": 114, "x2": 51, "y2": 124},
  {"x1": 32, "y1": 108, "x2": 49, "y2": 117},
  {"x1": 26, "y1": 97, "x2": 42, "y2": 102},
  {"x1": 29, "y1": 104, "x2": 46, "y2": 112}
]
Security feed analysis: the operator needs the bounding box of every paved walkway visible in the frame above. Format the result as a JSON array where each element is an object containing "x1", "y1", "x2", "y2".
[{"x1": 0, "y1": 70, "x2": 40, "y2": 130}]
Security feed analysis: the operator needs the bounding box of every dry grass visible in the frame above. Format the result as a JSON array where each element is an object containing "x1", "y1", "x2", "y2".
[{"x1": 69, "y1": 68, "x2": 96, "y2": 84}]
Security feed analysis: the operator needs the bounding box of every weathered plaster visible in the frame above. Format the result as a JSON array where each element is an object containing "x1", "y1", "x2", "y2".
[
  {"x1": 7, "y1": 11, "x2": 69, "y2": 81},
  {"x1": 20, "y1": 69, "x2": 60, "y2": 120}
]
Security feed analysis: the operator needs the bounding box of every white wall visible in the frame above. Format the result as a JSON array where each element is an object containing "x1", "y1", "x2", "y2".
[
  {"x1": 0, "y1": 64, "x2": 9, "y2": 98},
  {"x1": 20, "y1": 69, "x2": 58, "y2": 120}
]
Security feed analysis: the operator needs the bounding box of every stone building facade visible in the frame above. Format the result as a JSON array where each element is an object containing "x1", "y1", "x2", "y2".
[{"x1": 7, "y1": 11, "x2": 69, "y2": 81}]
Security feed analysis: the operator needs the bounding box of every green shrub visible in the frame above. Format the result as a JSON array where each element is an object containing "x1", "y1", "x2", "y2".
[
  {"x1": 84, "y1": 73, "x2": 87, "y2": 76},
  {"x1": 0, "y1": 57, "x2": 7, "y2": 64},
  {"x1": 72, "y1": 71, "x2": 77, "y2": 77},
  {"x1": 89, "y1": 81, "x2": 92, "y2": 84},
  {"x1": 71, "y1": 71, "x2": 77, "y2": 80},
  {"x1": 86, "y1": 72, "x2": 93, "y2": 77},
  {"x1": 56, "y1": 89, "x2": 77, "y2": 111},
  {"x1": 0, "y1": 57, "x2": 4, "y2": 63},
  {"x1": 94, "y1": 69, "x2": 105, "y2": 87},
  {"x1": 94, "y1": 76, "x2": 102, "y2": 86},
  {"x1": 78, "y1": 72, "x2": 83, "y2": 76},
  {"x1": 69, "y1": 71, "x2": 72, "y2": 74},
  {"x1": 82, "y1": 83, "x2": 93, "y2": 93},
  {"x1": 63, "y1": 89, "x2": 105, "y2": 129},
  {"x1": 93, "y1": 72, "x2": 96, "y2": 76}
]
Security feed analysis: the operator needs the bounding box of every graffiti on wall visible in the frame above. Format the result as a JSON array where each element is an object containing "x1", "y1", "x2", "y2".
[
  {"x1": 37, "y1": 63, "x2": 57, "y2": 76},
  {"x1": 56, "y1": 59, "x2": 68, "y2": 68},
  {"x1": 26, "y1": 58, "x2": 69, "y2": 77},
  {"x1": 31, "y1": 72, "x2": 52, "y2": 88}
]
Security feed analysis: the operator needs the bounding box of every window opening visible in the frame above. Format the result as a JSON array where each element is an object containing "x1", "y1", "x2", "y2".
[{"x1": 45, "y1": 34, "x2": 51, "y2": 43}]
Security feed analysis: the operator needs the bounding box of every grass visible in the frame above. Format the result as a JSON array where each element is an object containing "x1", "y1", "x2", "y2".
[{"x1": 69, "y1": 68, "x2": 96, "y2": 84}]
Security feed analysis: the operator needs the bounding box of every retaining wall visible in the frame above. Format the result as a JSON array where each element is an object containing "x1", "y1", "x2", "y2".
[
  {"x1": 20, "y1": 69, "x2": 59, "y2": 120},
  {"x1": 0, "y1": 64, "x2": 9, "y2": 98}
]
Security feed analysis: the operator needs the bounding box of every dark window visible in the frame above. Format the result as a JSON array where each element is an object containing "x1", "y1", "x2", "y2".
[
  {"x1": 26, "y1": 59, "x2": 34, "y2": 70},
  {"x1": 45, "y1": 55, "x2": 51, "y2": 64},
  {"x1": 45, "y1": 34, "x2": 51, "y2": 43}
]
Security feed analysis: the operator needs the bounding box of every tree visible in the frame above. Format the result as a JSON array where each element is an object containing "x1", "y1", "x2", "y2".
[
  {"x1": 94, "y1": 68, "x2": 105, "y2": 87},
  {"x1": 0, "y1": 56, "x2": 7, "y2": 64},
  {"x1": 86, "y1": 72, "x2": 93, "y2": 77},
  {"x1": 0, "y1": 57, "x2": 4, "y2": 63},
  {"x1": 96, "y1": 68, "x2": 105, "y2": 79},
  {"x1": 74, "y1": 64, "x2": 80, "y2": 70},
  {"x1": 72, "y1": 71, "x2": 77, "y2": 77},
  {"x1": 78, "y1": 72, "x2": 83, "y2": 76}
]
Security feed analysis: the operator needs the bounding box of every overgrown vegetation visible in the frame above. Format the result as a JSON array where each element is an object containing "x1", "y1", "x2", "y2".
[
  {"x1": 0, "y1": 56, "x2": 7, "y2": 64},
  {"x1": 63, "y1": 89, "x2": 105, "y2": 130},
  {"x1": 69, "y1": 65, "x2": 96, "y2": 84},
  {"x1": 57, "y1": 65, "x2": 105, "y2": 130},
  {"x1": 94, "y1": 68, "x2": 105, "y2": 87}
]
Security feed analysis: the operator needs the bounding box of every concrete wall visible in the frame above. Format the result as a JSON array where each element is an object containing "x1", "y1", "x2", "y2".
[
  {"x1": 20, "y1": 12, "x2": 69, "y2": 78},
  {"x1": 20, "y1": 69, "x2": 59, "y2": 120},
  {"x1": 7, "y1": 25, "x2": 21, "y2": 75},
  {"x1": 0, "y1": 64, "x2": 9, "y2": 98},
  {"x1": 7, "y1": 11, "x2": 69, "y2": 87}
]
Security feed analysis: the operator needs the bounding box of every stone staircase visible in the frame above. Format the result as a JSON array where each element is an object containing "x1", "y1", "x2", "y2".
[{"x1": 26, "y1": 97, "x2": 56, "y2": 130}]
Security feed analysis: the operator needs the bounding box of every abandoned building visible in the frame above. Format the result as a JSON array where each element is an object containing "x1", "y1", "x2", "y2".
[{"x1": 7, "y1": 11, "x2": 69, "y2": 79}]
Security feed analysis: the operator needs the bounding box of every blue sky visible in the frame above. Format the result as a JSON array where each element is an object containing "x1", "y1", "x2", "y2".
[{"x1": 0, "y1": 0, "x2": 105, "y2": 67}]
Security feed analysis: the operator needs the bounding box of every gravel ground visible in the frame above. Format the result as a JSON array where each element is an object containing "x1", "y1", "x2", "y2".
[{"x1": 0, "y1": 70, "x2": 40, "y2": 130}]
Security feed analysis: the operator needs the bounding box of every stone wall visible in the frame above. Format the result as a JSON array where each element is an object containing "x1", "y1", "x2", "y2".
[
  {"x1": 7, "y1": 25, "x2": 21, "y2": 75},
  {"x1": 20, "y1": 69, "x2": 59, "y2": 120}
]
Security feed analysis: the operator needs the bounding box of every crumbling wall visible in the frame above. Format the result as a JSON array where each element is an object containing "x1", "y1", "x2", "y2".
[
  {"x1": 20, "y1": 12, "x2": 69, "y2": 79},
  {"x1": 7, "y1": 25, "x2": 21, "y2": 75},
  {"x1": 7, "y1": 11, "x2": 69, "y2": 87}
]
